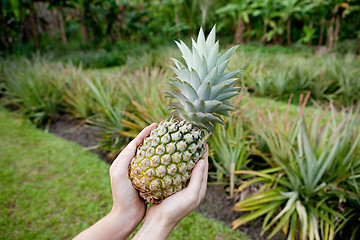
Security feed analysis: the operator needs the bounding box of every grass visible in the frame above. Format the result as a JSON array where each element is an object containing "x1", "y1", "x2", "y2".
[{"x1": 0, "y1": 108, "x2": 249, "y2": 240}]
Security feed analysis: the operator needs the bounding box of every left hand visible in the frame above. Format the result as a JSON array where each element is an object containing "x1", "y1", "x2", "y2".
[
  {"x1": 109, "y1": 123, "x2": 158, "y2": 228},
  {"x1": 73, "y1": 123, "x2": 158, "y2": 240}
]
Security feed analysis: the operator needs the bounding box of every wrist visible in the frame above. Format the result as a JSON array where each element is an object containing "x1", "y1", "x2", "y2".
[
  {"x1": 109, "y1": 206, "x2": 143, "y2": 235},
  {"x1": 133, "y1": 209, "x2": 176, "y2": 240}
]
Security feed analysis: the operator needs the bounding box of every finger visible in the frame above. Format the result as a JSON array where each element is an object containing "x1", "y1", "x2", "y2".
[
  {"x1": 187, "y1": 144, "x2": 208, "y2": 192},
  {"x1": 201, "y1": 144, "x2": 209, "y2": 161},
  {"x1": 199, "y1": 145, "x2": 209, "y2": 200},
  {"x1": 119, "y1": 123, "x2": 157, "y2": 160},
  {"x1": 131, "y1": 123, "x2": 158, "y2": 148},
  {"x1": 187, "y1": 159, "x2": 206, "y2": 194},
  {"x1": 112, "y1": 123, "x2": 157, "y2": 170}
]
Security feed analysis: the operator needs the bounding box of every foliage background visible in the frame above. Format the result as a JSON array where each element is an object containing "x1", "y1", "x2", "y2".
[
  {"x1": 1, "y1": 0, "x2": 360, "y2": 239},
  {"x1": 1, "y1": 0, "x2": 360, "y2": 58}
]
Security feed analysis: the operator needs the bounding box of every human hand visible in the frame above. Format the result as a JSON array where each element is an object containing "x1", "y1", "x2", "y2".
[
  {"x1": 73, "y1": 123, "x2": 158, "y2": 240},
  {"x1": 109, "y1": 123, "x2": 158, "y2": 228},
  {"x1": 133, "y1": 145, "x2": 209, "y2": 240}
]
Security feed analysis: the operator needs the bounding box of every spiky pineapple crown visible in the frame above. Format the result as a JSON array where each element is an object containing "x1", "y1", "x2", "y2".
[{"x1": 166, "y1": 26, "x2": 240, "y2": 133}]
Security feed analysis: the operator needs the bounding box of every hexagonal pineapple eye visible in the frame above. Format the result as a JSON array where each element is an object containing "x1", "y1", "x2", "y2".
[
  {"x1": 150, "y1": 129, "x2": 158, "y2": 137},
  {"x1": 153, "y1": 191, "x2": 163, "y2": 198},
  {"x1": 183, "y1": 133, "x2": 193, "y2": 143},
  {"x1": 182, "y1": 150, "x2": 192, "y2": 161},
  {"x1": 158, "y1": 126, "x2": 168, "y2": 136},
  {"x1": 152, "y1": 136, "x2": 161, "y2": 146},
  {"x1": 144, "y1": 139, "x2": 152, "y2": 148},
  {"x1": 150, "y1": 156, "x2": 160, "y2": 167},
  {"x1": 168, "y1": 123, "x2": 179, "y2": 133},
  {"x1": 166, "y1": 142, "x2": 176, "y2": 154},
  {"x1": 179, "y1": 125, "x2": 188, "y2": 133},
  {"x1": 137, "y1": 149, "x2": 146, "y2": 158},
  {"x1": 156, "y1": 145, "x2": 166, "y2": 155},
  {"x1": 171, "y1": 132, "x2": 182, "y2": 141},
  {"x1": 146, "y1": 147, "x2": 155, "y2": 157},
  {"x1": 133, "y1": 166, "x2": 142, "y2": 175},
  {"x1": 156, "y1": 165, "x2": 166, "y2": 177},
  {"x1": 145, "y1": 168, "x2": 155, "y2": 178},
  {"x1": 171, "y1": 152, "x2": 182, "y2": 163},
  {"x1": 176, "y1": 140, "x2": 187, "y2": 151},
  {"x1": 139, "y1": 177, "x2": 148, "y2": 189},
  {"x1": 161, "y1": 176, "x2": 172, "y2": 188},
  {"x1": 167, "y1": 164, "x2": 177, "y2": 176},
  {"x1": 187, "y1": 160, "x2": 195, "y2": 170},
  {"x1": 140, "y1": 159, "x2": 150, "y2": 169},
  {"x1": 161, "y1": 133, "x2": 171, "y2": 144},
  {"x1": 172, "y1": 175, "x2": 182, "y2": 186},
  {"x1": 193, "y1": 151, "x2": 201, "y2": 161},
  {"x1": 161, "y1": 154, "x2": 171, "y2": 165},
  {"x1": 188, "y1": 143, "x2": 197, "y2": 154},
  {"x1": 182, "y1": 172, "x2": 191, "y2": 182},
  {"x1": 149, "y1": 179, "x2": 161, "y2": 191},
  {"x1": 178, "y1": 162, "x2": 187, "y2": 174}
]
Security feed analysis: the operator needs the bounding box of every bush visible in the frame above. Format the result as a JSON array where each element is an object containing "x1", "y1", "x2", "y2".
[
  {"x1": 232, "y1": 97, "x2": 360, "y2": 239},
  {"x1": 58, "y1": 49, "x2": 126, "y2": 69},
  {"x1": 231, "y1": 49, "x2": 360, "y2": 107},
  {"x1": 209, "y1": 93, "x2": 254, "y2": 186},
  {"x1": 0, "y1": 57, "x2": 67, "y2": 125},
  {"x1": 332, "y1": 39, "x2": 360, "y2": 55}
]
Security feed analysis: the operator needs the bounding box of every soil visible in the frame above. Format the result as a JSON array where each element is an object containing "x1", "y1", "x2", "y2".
[
  {"x1": 49, "y1": 116, "x2": 283, "y2": 240},
  {"x1": 196, "y1": 184, "x2": 268, "y2": 240},
  {"x1": 49, "y1": 116, "x2": 111, "y2": 163}
]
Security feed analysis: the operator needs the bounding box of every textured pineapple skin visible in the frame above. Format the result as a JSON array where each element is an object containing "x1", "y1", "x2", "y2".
[{"x1": 129, "y1": 119, "x2": 205, "y2": 204}]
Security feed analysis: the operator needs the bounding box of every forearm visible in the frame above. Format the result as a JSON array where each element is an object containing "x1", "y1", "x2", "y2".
[{"x1": 73, "y1": 210, "x2": 138, "y2": 240}]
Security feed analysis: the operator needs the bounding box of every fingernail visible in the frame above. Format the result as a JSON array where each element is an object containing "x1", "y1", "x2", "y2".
[{"x1": 198, "y1": 159, "x2": 205, "y2": 169}]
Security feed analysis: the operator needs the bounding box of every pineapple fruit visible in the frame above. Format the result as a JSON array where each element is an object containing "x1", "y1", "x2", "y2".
[{"x1": 129, "y1": 26, "x2": 240, "y2": 204}]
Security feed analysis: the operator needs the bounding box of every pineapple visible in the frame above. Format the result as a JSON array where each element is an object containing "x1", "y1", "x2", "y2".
[{"x1": 129, "y1": 26, "x2": 240, "y2": 204}]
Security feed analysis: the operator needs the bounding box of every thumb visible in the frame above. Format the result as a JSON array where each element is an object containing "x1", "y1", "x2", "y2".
[{"x1": 186, "y1": 159, "x2": 206, "y2": 193}]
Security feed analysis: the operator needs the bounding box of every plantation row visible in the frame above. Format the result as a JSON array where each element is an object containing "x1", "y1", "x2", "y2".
[
  {"x1": 1, "y1": 48, "x2": 359, "y2": 124},
  {"x1": 0, "y1": 51, "x2": 359, "y2": 239},
  {"x1": 233, "y1": 49, "x2": 360, "y2": 107}
]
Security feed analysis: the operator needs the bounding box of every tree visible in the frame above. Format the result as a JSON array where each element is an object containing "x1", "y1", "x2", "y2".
[
  {"x1": 252, "y1": 0, "x2": 282, "y2": 44},
  {"x1": 48, "y1": 0, "x2": 76, "y2": 44},
  {"x1": 216, "y1": 0, "x2": 254, "y2": 45},
  {"x1": 327, "y1": 1, "x2": 351, "y2": 48},
  {"x1": 278, "y1": 0, "x2": 310, "y2": 45}
]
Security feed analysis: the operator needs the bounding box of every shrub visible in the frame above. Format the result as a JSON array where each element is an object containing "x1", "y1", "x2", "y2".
[
  {"x1": 57, "y1": 49, "x2": 126, "y2": 69},
  {"x1": 209, "y1": 93, "x2": 254, "y2": 190},
  {"x1": 119, "y1": 66, "x2": 171, "y2": 138},
  {"x1": 0, "y1": 57, "x2": 67, "y2": 125},
  {"x1": 231, "y1": 50, "x2": 360, "y2": 107},
  {"x1": 232, "y1": 97, "x2": 360, "y2": 239},
  {"x1": 81, "y1": 74, "x2": 127, "y2": 154},
  {"x1": 62, "y1": 65, "x2": 96, "y2": 120}
]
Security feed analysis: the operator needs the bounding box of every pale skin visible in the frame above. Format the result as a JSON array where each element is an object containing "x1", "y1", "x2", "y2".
[{"x1": 73, "y1": 123, "x2": 209, "y2": 240}]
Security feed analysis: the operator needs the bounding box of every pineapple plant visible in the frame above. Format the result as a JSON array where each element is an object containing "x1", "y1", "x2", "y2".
[{"x1": 129, "y1": 26, "x2": 241, "y2": 204}]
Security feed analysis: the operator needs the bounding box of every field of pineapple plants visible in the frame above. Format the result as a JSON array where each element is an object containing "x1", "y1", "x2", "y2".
[
  {"x1": 1, "y1": 40, "x2": 360, "y2": 239},
  {"x1": 1, "y1": 0, "x2": 360, "y2": 239}
]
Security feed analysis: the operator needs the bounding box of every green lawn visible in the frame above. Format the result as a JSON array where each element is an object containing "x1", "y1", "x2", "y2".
[{"x1": 0, "y1": 108, "x2": 249, "y2": 240}]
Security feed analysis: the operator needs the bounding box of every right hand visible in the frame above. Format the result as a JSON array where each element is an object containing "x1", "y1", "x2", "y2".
[{"x1": 133, "y1": 145, "x2": 209, "y2": 240}]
